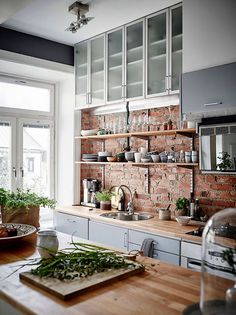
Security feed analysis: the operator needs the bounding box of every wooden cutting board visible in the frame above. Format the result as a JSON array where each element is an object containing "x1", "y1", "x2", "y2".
[{"x1": 20, "y1": 262, "x2": 144, "y2": 300}]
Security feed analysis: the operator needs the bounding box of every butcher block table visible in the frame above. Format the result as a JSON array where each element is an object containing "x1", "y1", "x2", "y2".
[{"x1": 0, "y1": 232, "x2": 202, "y2": 315}]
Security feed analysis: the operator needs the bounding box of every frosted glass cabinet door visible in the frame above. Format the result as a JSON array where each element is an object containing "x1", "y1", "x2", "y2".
[
  {"x1": 126, "y1": 20, "x2": 144, "y2": 99},
  {"x1": 107, "y1": 28, "x2": 123, "y2": 102},
  {"x1": 90, "y1": 35, "x2": 105, "y2": 105},
  {"x1": 147, "y1": 10, "x2": 168, "y2": 96},
  {"x1": 75, "y1": 41, "x2": 88, "y2": 107},
  {"x1": 170, "y1": 5, "x2": 182, "y2": 92}
]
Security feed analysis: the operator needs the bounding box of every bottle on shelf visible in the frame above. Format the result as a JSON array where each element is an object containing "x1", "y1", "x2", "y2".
[
  {"x1": 181, "y1": 114, "x2": 187, "y2": 129},
  {"x1": 194, "y1": 198, "x2": 200, "y2": 220},
  {"x1": 189, "y1": 193, "x2": 195, "y2": 219}
]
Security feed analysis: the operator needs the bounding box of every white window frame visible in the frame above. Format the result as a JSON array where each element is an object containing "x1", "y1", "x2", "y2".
[
  {"x1": 0, "y1": 74, "x2": 54, "y2": 117},
  {"x1": 0, "y1": 75, "x2": 55, "y2": 200}
]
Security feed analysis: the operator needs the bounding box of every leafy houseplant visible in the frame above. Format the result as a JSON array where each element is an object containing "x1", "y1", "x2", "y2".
[
  {"x1": 0, "y1": 188, "x2": 55, "y2": 228},
  {"x1": 217, "y1": 151, "x2": 234, "y2": 171},
  {"x1": 95, "y1": 190, "x2": 113, "y2": 210},
  {"x1": 175, "y1": 197, "x2": 188, "y2": 216}
]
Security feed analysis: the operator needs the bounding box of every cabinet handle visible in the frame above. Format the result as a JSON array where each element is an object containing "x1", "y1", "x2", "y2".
[
  {"x1": 124, "y1": 232, "x2": 128, "y2": 248},
  {"x1": 204, "y1": 102, "x2": 222, "y2": 107},
  {"x1": 86, "y1": 93, "x2": 88, "y2": 104},
  {"x1": 20, "y1": 167, "x2": 24, "y2": 177},
  {"x1": 12, "y1": 167, "x2": 17, "y2": 178},
  {"x1": 88, "y1": 92, "x2": 92, "y2": 104},
  {"x1": 122, "y1": 85, "x2": 126, "y2": 100},
  {"x1": 67, "y1": 219, "x2": 76, "y2": 223}
]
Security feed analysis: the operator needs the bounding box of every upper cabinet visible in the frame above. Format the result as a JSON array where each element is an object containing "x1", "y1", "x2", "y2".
[
  {"x1": 75, "y1": 34, "x2": 105, "y2": 108},
  {"x1": 75, "y1": 4, "x2": 182, "y2": 109}
]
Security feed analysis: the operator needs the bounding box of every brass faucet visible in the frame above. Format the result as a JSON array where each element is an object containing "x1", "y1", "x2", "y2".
[{"x1": 118, "y1": 185, "x2": 135, "y2": 215}]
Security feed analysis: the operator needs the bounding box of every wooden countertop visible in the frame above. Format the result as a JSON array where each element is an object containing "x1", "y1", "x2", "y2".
[
  {"x1": 0, "y1": 233, "x2": 232, "y2": 315},
  {"x1": 56, "y1": 205, "x2": 203, "y2": 244}
]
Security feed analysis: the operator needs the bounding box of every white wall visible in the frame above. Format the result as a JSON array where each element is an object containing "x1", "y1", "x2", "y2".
[
  {"x1": 183, "y1": 0, "x2": 236, "y2": 72},
  {"x1": 56, "y1": 78, "x2": 75, "y2": 206}
]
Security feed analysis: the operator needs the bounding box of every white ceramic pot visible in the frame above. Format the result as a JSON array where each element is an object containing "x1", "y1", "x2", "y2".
[{"x1": 37, "y1": 230, "x2": 59, "y2": 259}]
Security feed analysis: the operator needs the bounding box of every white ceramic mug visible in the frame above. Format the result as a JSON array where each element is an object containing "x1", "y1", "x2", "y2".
[
  {"x1": 134, "y1": 152, "x2": 142, "y2": 163},
  {"x1": 37, "y1": 230, "x2": 59, "y2": 259},
  {"x1": 140, "y1": 147, "x2": 148, "y2": 158}
]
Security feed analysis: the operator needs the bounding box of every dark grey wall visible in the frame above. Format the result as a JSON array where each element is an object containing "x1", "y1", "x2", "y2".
[{"x1": 0, "y1": 27, "x2": 74, "y2": 66}]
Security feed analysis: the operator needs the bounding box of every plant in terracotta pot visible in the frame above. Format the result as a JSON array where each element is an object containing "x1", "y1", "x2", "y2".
[
  {"x1": 95, "y1": 190, "x2": 113, "y2": 210},
  {"x1": 175, "y1": 197, "x2": 188, "y2": 217},
  {"x1": 0, "y1": 188, "x2": 55, "y2": 228}
]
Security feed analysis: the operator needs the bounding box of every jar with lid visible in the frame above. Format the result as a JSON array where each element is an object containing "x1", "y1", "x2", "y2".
[{"x1": 200, "y1": 208, "x2": 236, "y2": 315}]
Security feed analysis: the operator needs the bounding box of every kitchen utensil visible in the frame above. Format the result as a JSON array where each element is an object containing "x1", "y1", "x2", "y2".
[
  {"x1": 37, "y1": 230, "x2": 59, "y2": 259},
  {"x1": 176, "y1": 216, "x2": 191, "y2": 226},
  {"x1": 158, "y1": 208, "x2": 171, "y2": 220}
]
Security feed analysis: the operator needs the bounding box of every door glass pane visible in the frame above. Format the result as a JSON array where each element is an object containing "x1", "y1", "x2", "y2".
[
  {"x1": 126, "y1": 21, "x2": 143, "y2": 99},
  {"x1": 23, "y1": 124, "x2": 51, "y2": 197},
  {"x1": 0, "y1": 122, "x2": 11, "y2": 190},
  {"x1": 91, "y1": 36, "x2": 104, "y2": 105},
  {"x1": 0, "y1": 82, "x2": 50, "y2": 112},
  {"x1": 107, "y1": 29, "x2": 123, "y2": 102},
  {"x1": 147, "y1": 12, "x2": 167, "y2": 95},
  {"x1": 171, "y1": 6, "x2": 182, "y2": 91},
  {"x1": 76, "y1": 42, "x2": 88, "y2": 104}
]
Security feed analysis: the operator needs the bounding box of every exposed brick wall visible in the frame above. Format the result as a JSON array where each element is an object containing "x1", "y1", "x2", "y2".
[{"x1": 80, "y1": 105, "x2": 236, "y2": 217}]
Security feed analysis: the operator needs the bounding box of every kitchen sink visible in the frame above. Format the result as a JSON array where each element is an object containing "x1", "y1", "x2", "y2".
[{"x1": 100, "y1": 212, "x2": 154, "y2": 221}]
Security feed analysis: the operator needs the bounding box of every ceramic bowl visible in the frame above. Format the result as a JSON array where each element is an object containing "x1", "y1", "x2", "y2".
[
  {"x1": 151, "y1": 154, "x2": 160, "y2": 163},
  {"x1": 141, "y1": 158, "x2": 151, "y2": 163},
  {"x1": 176, "y1": 216, "x2": 191, "y2": 226},
  {"x1": 107, "y1": 156, "x2": 117, "y2": 162},
  {"x1": 125, "y1": 151, "x2": 135, "y2": 162},
  {"x1": 81, "y1": 129, "x2": 98, "y2": 136},
  {"x1": 98, "y1": 151, "x2": 112, "y2": 157}
]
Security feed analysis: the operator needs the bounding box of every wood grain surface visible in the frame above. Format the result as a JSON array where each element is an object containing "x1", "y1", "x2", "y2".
[{"x1": 0, "y1": 232, "x2": 232, "y2": 315}]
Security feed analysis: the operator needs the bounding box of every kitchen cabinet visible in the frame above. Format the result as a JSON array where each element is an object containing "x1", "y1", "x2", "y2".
[
  {"x1": 89, "y1": 220, "x2": 128, "y2": 251},
  {"x1": 181, "y1": 62, "x2": 236, "y2": 120},
  {"x1": 54, "y1": 211, "x2": 89, "y2": 239},
  {"x1": 106, "y1": 19, "x2": 145, "y2": 103},
  {"x1": 75, "y1": 34, "x2": 105, "y2": 109},
  {"x1": 146, "y1": 4, "x2": 182, "y2": 97},
  {"x1": 129, "y1": 229, "x2": 180, "y2": 266},
  {"x1": 75, "y1": 3, "x2": 182, "y2": 108},
  {"x1": 181, "y1": 241, "x2": 202, "y2": 271}
]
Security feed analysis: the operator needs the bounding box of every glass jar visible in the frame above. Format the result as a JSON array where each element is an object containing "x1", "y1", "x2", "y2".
[
  {"x1": 200, "y1": 208, "x2": 236, "y2": 315},
  {"x1": 36, "y1": 230, "x2": 59, "y2": 259}
]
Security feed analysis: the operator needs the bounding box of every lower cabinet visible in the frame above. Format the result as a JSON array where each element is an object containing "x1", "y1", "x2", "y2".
[
  {"x1": 89, "y1": 221, "x2": 128, "y2": 251},
  {"x1": 54, "y1": 211, "x2": 89, "y2": 239},
  {"x1": 128, "y1": 230, "x2": 180, "y2": 266}
]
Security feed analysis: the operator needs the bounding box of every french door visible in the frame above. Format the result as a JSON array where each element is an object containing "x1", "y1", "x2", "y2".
[{"x1": 0, "y1": 116, "x2": 54, "y2": 198}]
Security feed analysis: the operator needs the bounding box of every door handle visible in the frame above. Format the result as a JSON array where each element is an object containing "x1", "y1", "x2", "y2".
[
  {"x1": 12, "y1": 167, "x2": 17, "y2": 178},
  {"x1": 165, "y1": 76, "x2": 169, "y2": 92},
  {"x1": 20, "y1": 167, "x2": 24, "y2": 177}
]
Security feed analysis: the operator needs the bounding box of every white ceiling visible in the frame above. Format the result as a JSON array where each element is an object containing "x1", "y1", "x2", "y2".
[{"x1": 1, "y1": 0, "x2": 179, "y2": 46}]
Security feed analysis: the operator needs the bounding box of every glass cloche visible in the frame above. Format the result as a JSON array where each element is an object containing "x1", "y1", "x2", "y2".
[{"x1": 200, "y1": 208, "x2": 236, "y2": 315}]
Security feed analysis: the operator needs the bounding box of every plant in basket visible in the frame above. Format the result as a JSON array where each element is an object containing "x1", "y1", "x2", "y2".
[{"x1": 0, "y1": 188, "x2": 55, "y2": 228}]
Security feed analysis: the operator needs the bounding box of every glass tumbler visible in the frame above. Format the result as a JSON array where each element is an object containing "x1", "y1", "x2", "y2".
[{"x1": 37, "y1": 230, "x2": 59, "y2": 259}]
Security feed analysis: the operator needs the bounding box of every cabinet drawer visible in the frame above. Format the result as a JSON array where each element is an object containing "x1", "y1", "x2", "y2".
[
  {"x1": 129, "y1": 243, "x2": 180, "y2": 266},
  {"x1": 55, "y1": 212, "x2": 89, "y2": 239},
  {"x1": 129, "y1": 230, "x2": 180, "y2": 255},
  {"x1": 181, "y1": 241, "x2": 201, "y2": 260}
]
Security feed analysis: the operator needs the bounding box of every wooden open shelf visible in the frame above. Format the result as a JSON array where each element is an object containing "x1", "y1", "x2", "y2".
[
  {"x1": 75, "y1": 128, "x2": 196, "y2": 140},
  {"x1": 75, "y1": 161, "x2": 198, "y2": 168}
]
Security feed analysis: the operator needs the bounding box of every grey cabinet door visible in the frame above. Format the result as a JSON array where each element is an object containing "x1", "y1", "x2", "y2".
[
  {"x1": 55, "y1": 212, "x2": 89, "y2": 239},
  {"x1": 181, "y1": 62, "x2": 236, "y2": 117},
  {"x1": 89, "y1": 221, "x2": 128, "y2": 251},
  {"x1": 129, "y1": 230, "x2": 180, "y2": 255}
]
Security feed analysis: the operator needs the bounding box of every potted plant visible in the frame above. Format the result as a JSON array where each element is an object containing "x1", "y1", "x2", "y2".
[
  {"x1": 95, "y1": 190, "x2": 113, "y2": 210},
  {"x1": 0, "y1": 188, "x2": 55, "y2": 228},
  {"x1": 217, "y1": 151, "x2": 234, "y2": 171},
  {"x1": 175, "y1": 197, "x2": 188, "y2": 216},
  {"x1": 167, "y1": 119, "x2": 173, "y2": 130}
]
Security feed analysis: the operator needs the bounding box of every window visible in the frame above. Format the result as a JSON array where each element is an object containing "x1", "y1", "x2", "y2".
[{"x1": 0, "y1": 76, "x2": 55, "y2": 228}]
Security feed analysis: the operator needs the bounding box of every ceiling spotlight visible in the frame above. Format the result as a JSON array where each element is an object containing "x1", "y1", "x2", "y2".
[{"x1": 65, "y1": 1, "x2": 94, "y2": 33}]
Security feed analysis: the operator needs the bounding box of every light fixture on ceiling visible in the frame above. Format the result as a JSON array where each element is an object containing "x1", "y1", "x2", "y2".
[{"x1": 65, "y1": 1, "x2": 94, "y2": 33}]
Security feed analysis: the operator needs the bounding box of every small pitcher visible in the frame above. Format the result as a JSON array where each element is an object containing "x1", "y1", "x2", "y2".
[{"x1": 36, "y1": 230, "x2": 59, "y2": 259}]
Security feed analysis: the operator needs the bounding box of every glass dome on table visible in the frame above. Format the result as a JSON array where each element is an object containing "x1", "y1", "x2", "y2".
[{"x1": 200, "y1": 208, "x2": 236, "y2": 315}]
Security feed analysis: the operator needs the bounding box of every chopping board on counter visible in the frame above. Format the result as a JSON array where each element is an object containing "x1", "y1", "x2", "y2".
[{"x1": 20, "y1": 262, "x2": 144, "y2": 300}]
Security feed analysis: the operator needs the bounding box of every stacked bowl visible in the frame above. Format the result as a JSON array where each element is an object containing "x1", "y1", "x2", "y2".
[{"x1": 82, "y1": 154, "x2": 98, "y2": 162}]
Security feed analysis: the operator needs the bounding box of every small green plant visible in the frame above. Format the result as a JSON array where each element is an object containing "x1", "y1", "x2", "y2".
[
  {"x1": 0, "y1": 188, "x2": 55, "y2": 211},
  {"x1": 95, "y1": 190, "x2": 113, "y2": 202},
  {"x1": 222, "y1": 247, "x2": 236, "y2": 275},
  {"x1": 217, "y1": 151, "x2": 234, "y2": 171},
  {"x1": 175, "y1": 197, "x2": 188, "y2": 210}
]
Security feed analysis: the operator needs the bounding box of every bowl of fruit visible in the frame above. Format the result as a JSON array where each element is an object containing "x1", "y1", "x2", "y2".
[{"x1": 0, "y1": 223, "x2": 36, "y2": 246}]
